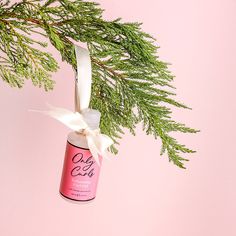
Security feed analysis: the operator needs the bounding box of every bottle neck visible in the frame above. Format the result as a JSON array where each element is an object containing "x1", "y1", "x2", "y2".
[
  {"x1": 67, "y1": 131, "x2": 89, "y2": 149},
  {"x1": 80, "y1": 108, "x2": 101, "y2": 130}
]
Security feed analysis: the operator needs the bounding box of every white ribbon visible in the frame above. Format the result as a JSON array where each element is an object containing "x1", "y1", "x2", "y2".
[
  {"x1": 32, "y1": 45, "x2": 114, "y2": 165},
  {"x1": 74, "y1": 45, "x2": 92, "y2": 112}
]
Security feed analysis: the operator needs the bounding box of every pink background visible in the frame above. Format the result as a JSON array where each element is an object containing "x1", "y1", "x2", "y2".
[{"x1": 0, "y1": 0, "x2": 235, "y2": 235}]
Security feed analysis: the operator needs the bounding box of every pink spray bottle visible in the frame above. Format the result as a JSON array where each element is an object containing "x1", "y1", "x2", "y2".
[{"x1": 59, "y1": 109, "x2": 103, "y2": 202}]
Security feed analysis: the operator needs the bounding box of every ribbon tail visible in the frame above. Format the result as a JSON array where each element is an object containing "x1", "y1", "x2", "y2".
[
  {"x1": 86, "y1": 134, "x2": 101, "y2": 166},
  {"x1": 86, "y1": 132, "x2": 114, "y2": 165},
  {"x1": 99, "y1": 134, "x2": 114, "y2": 153},
  {"x1": 30, "y1": 104, "x2": 87, "y2": 131}
]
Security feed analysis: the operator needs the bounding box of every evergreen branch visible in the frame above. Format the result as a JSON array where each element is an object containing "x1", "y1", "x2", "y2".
[{"x1": 0, "y1": 0, "x2": 199, "y2": 168}]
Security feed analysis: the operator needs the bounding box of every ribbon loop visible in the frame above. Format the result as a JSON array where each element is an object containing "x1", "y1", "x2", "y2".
[{"x1": 74, "y1": 45, "x2": 92, "y2": 112}]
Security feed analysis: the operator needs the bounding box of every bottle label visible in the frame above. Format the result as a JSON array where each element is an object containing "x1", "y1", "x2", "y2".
[{"x1": 60, "y1": 141, "x2": 102, "y2": 201}]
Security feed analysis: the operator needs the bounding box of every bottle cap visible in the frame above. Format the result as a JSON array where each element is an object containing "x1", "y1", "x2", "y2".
[{"x1": 81, "y1": 108, "x2": 101, "y2": 130}]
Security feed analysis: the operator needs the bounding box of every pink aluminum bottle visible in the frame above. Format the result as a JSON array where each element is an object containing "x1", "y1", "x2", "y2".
[{"x1": 59, "y1": 109, "x2": 102, "y2": 202}]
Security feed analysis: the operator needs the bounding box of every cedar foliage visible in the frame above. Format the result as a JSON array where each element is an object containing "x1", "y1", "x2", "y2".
[{"x1": 0, "y1": 0, "x2": 199, "y2": 168}]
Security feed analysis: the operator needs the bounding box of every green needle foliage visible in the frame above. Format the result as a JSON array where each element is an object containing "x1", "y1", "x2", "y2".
[{"x1": 0, "y1": 0, "x2": 199, "y2": 168}]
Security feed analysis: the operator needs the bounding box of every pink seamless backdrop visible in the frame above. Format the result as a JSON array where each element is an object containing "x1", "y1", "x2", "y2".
[{"x1": 0, "y1": 0, "x2": 235, "y2": 235}]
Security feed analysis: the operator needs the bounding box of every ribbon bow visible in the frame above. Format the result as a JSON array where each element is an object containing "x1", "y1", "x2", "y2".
[
  {"x1": 41, "y1": 104, "x2": 113, "y2": 164},
  {"x1": 32, "y1": 45, "x2": 114, "y2": 164}
]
